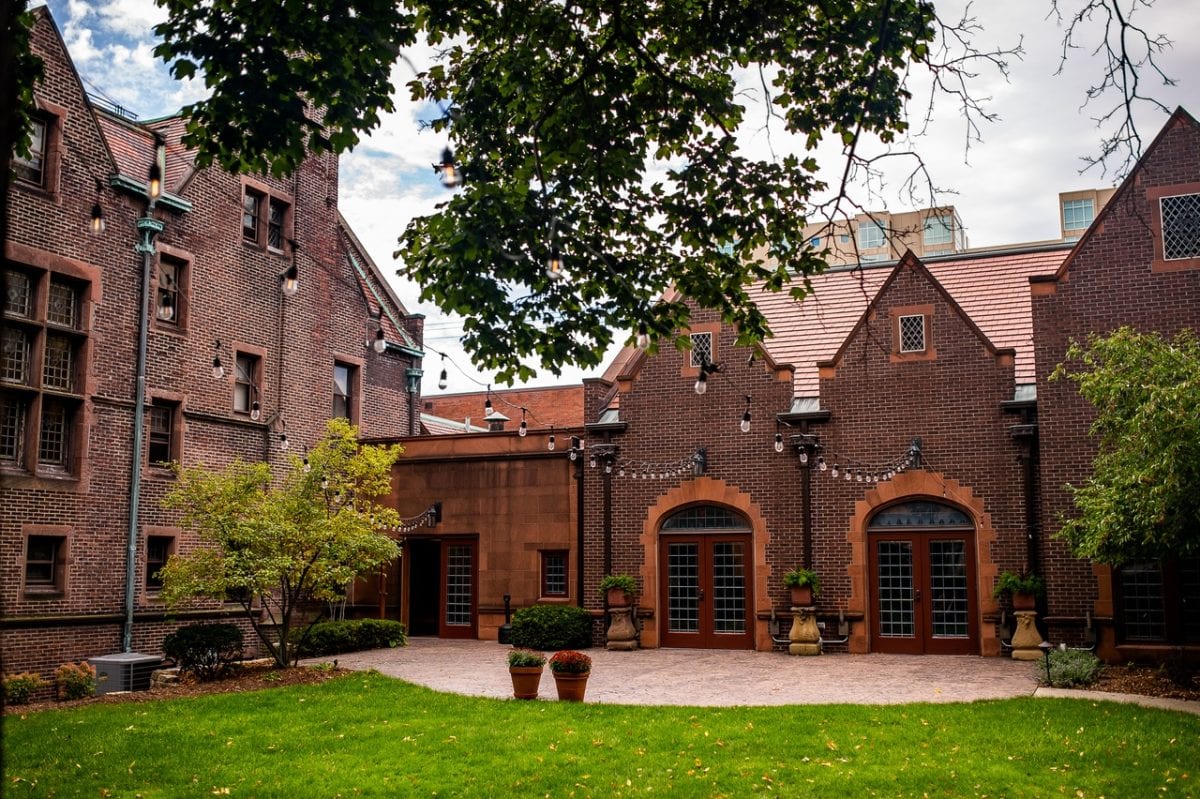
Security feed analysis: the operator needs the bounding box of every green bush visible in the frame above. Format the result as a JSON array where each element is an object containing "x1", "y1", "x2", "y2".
[
  {"x1": 54, "y1": 661, "x2": 96, "y2": 700},
  {"x1": 293, "y1": 619, "x2": 407, "y2": 657},
  {"x1": 3, "y1": 672, "x2": 47, "y2": 704},
  {"x1": 163, "y1": 623, "x2": 244, "y2": 681},
  {"x1": 1034, "y1": 648, "x2": 1103, "y2": 688},
  {"x1": 510, "y1": 604, "x2": 593, "y2": 650}
]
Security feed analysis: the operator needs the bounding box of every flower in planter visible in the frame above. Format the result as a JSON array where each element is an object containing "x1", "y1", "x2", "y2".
[
  {"x1": 507, "y1": 649, "x2": 547, "y2": 668},
  {"x1": 548, "y1": 650, "x2": 592, "y2": 675}
]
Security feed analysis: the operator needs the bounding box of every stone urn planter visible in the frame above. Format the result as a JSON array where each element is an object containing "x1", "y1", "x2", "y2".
[
  {"x1": 599, "y1": 574, "x2": 638, "y2": 608},
  {"x1": 506, "y1": 649, "x2": 546, "y2": 700},
  {"x1": 783, "y1": 568, "x2": 820, "y2": 608},
  {"x1": 790, "y1": 585, "x2": 815, "y2": 607},
  {"x1": 548, "y1": 650, "x2": 592, "y2": 702}
]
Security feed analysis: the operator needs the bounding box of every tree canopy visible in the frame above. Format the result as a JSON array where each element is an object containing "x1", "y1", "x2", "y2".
[
  {"x1": 3, "y1": 1, "x2": 1180, "y2": 381},
  {"x1": 1052, "y1": 328, "x2": 1200, "y2": 566},
  {"x1": 159, "y1": 418, "x2": 403, "y2": 667}
]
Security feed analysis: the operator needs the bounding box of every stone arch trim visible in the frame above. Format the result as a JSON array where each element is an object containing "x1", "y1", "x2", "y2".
[
  {"x1": 845, "y1": 470, "x2": 1000, "y2": 655},
  {"x1": 639, "y1": 477, "x2": 773, "y2": 649}
]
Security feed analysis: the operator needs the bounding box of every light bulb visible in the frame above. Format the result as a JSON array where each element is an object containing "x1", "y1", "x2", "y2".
[
  {"x1": 831, "y1": 465, "x2": 839, "y2": 478},
  {"x1": 856, "y1": 470, "x2": 863, "y2": 482},
  {"x1": 89, "y1": 203, "x2": 105, "y2": 235},
  {"x1": 545, "y1": 248, "x2": 564, "y2": 281},
  {"x1": 569, "y1": 449, "x2": 577, "y2": 461},
  {"x1": 774, "y1": 433, "x2": 784, "y2": 453},
  {"x1": 156, "y1": 295, "x2": 175, "y2": 321},
  {"x1": 694, "y1": 373, "x2": 708, "y2": 395},
  {"x1": 818, "y1": 457, "x2": 827, "y2": 471},
  {"x1": 636, "y1": 323, "x2": 650, "y2": 350},
  {"x1": 740, "y1": 412, "x2": 751, "y2": 434},
  {"x1": 372, "y1": 328, "x2": 386, "y2": 353},
  {"x1": 548, "y1": 434, "x2": 556, "y2": 451},
  {"x1": 148, "y1": 163, "x2": 162, "y2": 200},
  {"x1": 604, "y1": 462, "x2": 612, "y2": 474},
  {"x1": 303, "y1": 457, "x2": 311, "y2": 473},
  {"x1": 484, "y1": 397, "x2": 492, "y2": 413},
  {"x1": 518, "y1": 419, "x2": 527, "y2": 437},
  {"x1": 212, "y1": 357, "x2": 225, "y2": 380},
  {"x1": 281, "y1": 265, "x2": 299, "y2": 297},
  {"x1": 250, "y1": 401, "x2": 261, "y2": 421},
  {"x1": 438, "y1": 368, "x2": 448, "y2": 390},
  {"x1": 589, "y1": 455, "x2": 597, "y2": 468},
  {"x1": 845, "y1": 469, "x2": 852, "y2": 481},
  {"x1": 436, "y1": 147, "x2": 461, "y2": 188},
  {"x1": 619, "y1": 466, "x2": 625, "y2": 477},
  {"x1": 799, "y1": 450, "x2": 809, "y2": 464},
  {"x1": 279, "y1": 433, "x2": 289, "y2": 451}
]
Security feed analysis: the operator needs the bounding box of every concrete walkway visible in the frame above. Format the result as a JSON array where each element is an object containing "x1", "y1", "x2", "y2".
[{"x1": 328, "y1": 638, "x2": 1199, "y2": 714}]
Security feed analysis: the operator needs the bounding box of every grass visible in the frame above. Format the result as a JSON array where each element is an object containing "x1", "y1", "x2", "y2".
[{"x1": 4, "y1": 672, "x2": 1198, "y2": 798}]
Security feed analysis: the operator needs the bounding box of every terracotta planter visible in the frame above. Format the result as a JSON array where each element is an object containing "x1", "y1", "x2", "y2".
[
  {"x1": 1012, "y1": 591, "x2": 1037, "y2": 611},
  {"x1": 552, "y1": 671, "x2": 590, "y2": 701},
  {"x1": 790, "y1": 585, "x2": 814, "y2": 607},
  {"x1": 606, "y1": 587, "x2": 632, "y2": 607},
  {"x1": 509, "y1": 666, "x2": 543, "y2": 700}
]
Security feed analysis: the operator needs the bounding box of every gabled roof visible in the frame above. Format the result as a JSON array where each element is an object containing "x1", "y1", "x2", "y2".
[
  {"x1": 424, "y1": 385, "x2": 585, "y2": 431},
  {"x1": 95, "y1": 109, "x2": 195, "y2": 195},
  {"x1": 339, "y1": 218, "x2": 420, "y2": 354}
]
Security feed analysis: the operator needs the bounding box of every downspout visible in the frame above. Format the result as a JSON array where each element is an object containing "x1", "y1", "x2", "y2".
[
  {"x1": 575, "y1": 458, "x2": 585, "y2": 607},
  {"x1": 603, "y1": 465, "x2": 613, "y2": 577}
]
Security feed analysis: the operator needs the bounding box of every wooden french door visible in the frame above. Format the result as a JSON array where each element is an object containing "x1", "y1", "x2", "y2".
[
  {"x1": 659, "y1": 534, "x2": 754, "y2": 649},
  {"x1": 869, "y1": 531, "x2": 977, "y2": 654}
]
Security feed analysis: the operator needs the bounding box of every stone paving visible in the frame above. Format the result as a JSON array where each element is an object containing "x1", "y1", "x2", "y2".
[{"x1": 329, "y1": 637, "x2": 1042, "y2": 706}]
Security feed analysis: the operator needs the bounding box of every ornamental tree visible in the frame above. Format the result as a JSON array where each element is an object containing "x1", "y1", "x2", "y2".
[
  {"x1": 159, "y1": 418, "x2": 402, "y2": 667},
  {"x1": 1052, "y1": 327, "x2": 1200, "y2": 566}
]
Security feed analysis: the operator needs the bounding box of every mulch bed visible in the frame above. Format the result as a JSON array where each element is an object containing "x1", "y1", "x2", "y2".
[{"x1": 1089, "y1": 663, "x2": 1200, "y2": 702}]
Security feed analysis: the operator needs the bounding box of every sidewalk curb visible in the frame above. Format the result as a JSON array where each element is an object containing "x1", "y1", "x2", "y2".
[{"x1": 1034, "y1": 686, "x2": 1200, "y2": 715}]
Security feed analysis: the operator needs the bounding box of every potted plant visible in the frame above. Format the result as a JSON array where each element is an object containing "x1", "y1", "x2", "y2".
[
  {"x1": 548, "y1": 650, "x2": 592, "y2": 701},
  {"x1": 507, "y1": 649, "x2": 546, "y2": 700},
  {"x1": 599, "y1": 574, "x2": 638, "y2": 607},
  {"x1": 992, "y1": 571, "x2": 1045, "y2": 611},
  {"x1": 783, "y1": 568, "x2": 821, "y2": 606}
]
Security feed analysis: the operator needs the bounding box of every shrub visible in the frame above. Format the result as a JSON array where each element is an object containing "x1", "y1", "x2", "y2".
[
  {"x1": 548, "y1": 650, "x2": 592, "y2": 674},
  {"x1": 162, "y1": 623, "x2": 244, "y2": 681},
  {"x1": 55, "y1": 661, "x2": 97, "y2": 700},
  {"x1": 1034, "y1": 648, "x2": 1103, "y2": 688},
  {"x1": 292, "y1": 619, "x2": 407, "y2": 657},
  {"x1": 783, "y1": 568, "x2": 821, "y2": 594},
  {"x1": 598, "y1": 574, "x2": 637, "y2": 596},
  {"x1": 510, "y1": 604, "x2": 593, "y2": 650},
  {"x1": 3, "y1": 672, "x2": 47, "y2": 704},
  {"x1": 993, "y1": 571, "x2": 1045, "y2": 600},
  {"x1": 507, "y1": 649, "x2": 547, "y2": 668}
]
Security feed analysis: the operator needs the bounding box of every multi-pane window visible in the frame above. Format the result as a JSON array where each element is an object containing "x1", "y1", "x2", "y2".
[
  {"x1": 1118, "y1": 557, "x2": 1200, "y2": 644},
  {"x1": 25, "y1": 534, "x2": 64, "y2": 590},
  {"x1": 1062, "y1": 198, "x2": 1095, "y2": 231},
  {"x1": 689, "y1": 332, "x2": 713, "y2": 368},
  {"x1": 899, "y1": 314, "x2": 926, "y2": 353},
  {"x1": 233, "y1": 353, "x2": 259, "y2": 415},
  {"x1": 12, "y1": 117, "x2": 48, "y2": 186},
  {"x1": 147, "y1": 403, "x2": 176, "y2": 465},
  {"x1": 923, "y1": 215, "x2": 953, "y2": 245},
  {"x1": 333, "y1": 362, "x2": 355, "y2": 420},
  {"x1": 541, "y1": 551, "x2": 568, "y2": 597},
  {"x1": 2, "y1": 267, "x2": 86, "y2": 475},
  {"x1": 242, "y1": 188, "x2": 262, "y2": 242},
  {"x1": 267, "y1": 198, "x2": 287, "y2": 250},
  {"x1": 156, "y1": 257, "x2": 183, "y2": 325},
  {"x1": 1159, "y1": 193, "x2": 1200, "y2": 261},
  {"x1": 858, "y1": 220, "x2": 885, "y2": 249},
  {"x1": 145, "y1": 535, "x2": 173, "y2": 589}
]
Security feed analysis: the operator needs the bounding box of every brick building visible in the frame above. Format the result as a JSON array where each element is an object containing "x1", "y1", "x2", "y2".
[{"x1": 2, "y1": 8, "x2": 424, "y2": 678}]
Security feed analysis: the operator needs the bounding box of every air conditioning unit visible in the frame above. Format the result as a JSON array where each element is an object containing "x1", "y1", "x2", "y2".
[{"x1": 89, "y1": 653, "x2": 162, "y2": 695}]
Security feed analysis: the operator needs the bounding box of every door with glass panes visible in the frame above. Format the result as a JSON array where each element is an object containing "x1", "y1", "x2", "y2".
[
  {"x1": 658, "y1": 506, "x2": 755, "y2": 649},
  {"x1": 868, "y1": 501, "x2": 977, "y2": 655},
  {"x1": 405, "y1": 537, "x2": 477, "y2": 639}
]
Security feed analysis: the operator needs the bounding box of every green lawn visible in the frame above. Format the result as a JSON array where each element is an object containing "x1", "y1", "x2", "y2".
[{"x1": 4, "y1": 671, "x2": 1197, "y2": 798}]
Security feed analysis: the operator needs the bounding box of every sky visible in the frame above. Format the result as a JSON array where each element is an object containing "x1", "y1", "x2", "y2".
[{"x1": 41, "y1": 0, "x2": 1200, "y2": 396}]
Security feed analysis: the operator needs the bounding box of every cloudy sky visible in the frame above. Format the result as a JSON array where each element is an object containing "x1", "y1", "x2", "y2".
[{"x1": 41, "y1": 0, "x2": 1200, "y2": 395}]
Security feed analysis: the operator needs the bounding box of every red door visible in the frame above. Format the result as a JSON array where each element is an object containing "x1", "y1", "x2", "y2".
[{"x1": 659, "y1": 534, "x2": 754, "y2": 649}]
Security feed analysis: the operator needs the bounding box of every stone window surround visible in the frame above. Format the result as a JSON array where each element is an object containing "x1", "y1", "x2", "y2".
[
  {"x1": 680, "y1": 322, "x2": 720, "y2": 379},
  {"x1": 152, "y1": 244, "x2": 192, "y2": 334},
  {"x1": 889, "y1": 304, "x2": 937, "y2": 363},
  {"x1": 144, "y1": 388, "x2": 186, "y2": 479},
  {"x1": 11, "y1": 100, "x2": 67, "y2": 197},
  {"x1": 21, "y1": 524, "x2": 72, "y2": 598},
  {"x1": 332, "y1": 353, "x2": 365, "y2": 426},
  {"x1": 539, "y1": 549, "x2": 569, "y2": 598},
  {"x1": 239, "y1": 176, "x2": 294, "y2": 256}
]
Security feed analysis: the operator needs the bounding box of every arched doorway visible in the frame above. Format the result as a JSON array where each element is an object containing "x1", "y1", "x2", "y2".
[
  {"x1": 658, "y1": 505, "x2": 755, "y2": 649},
  {"x1": 868, "y1": 500, "x2": 978, "y2": 655}
]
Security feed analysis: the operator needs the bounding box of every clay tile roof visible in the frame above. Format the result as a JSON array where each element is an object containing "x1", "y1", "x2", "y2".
[
  {"x1": 421, "y1": 413, "x2": 488, "y2": 435},
  {"x1": 95, "y1": 110, "x2": 194, "y2": 194},
  {"x1": 423, "y1": 385, "x2": 585, "y2": 431}
]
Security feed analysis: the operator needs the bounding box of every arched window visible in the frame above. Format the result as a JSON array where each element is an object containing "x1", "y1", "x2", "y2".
[
  {"x1": 661, "y1": 505, "x2": 750, "y2": 531},
  {"x1": 868, "y1": 500, "x2": 971, "y2": 529}
]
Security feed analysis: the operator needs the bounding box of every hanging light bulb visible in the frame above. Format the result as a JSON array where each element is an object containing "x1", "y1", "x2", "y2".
[
  {"x1": 636, "y1": 322, "x2": 650, "y2": 350},
  {"x1": 438, "y1": 366, "x2": 448, "y2": 390},
  {"x1": 589, "y1": 454, "x2": 597, "y2": 468},
  {"x1": 89, "y1": 203, "x2": 105, "y2": 235},
  {"x1": 799, "y1": 450, "x2": 809, "y2": 464},
  {"x1": 372, "y1": 327, "x2": 387, "y2": 354},
  {"x1": 484, "y1": 393, "x2": 492, "y2": 413},
  {"x1": 545, "y1": 247, "x2": 564, "y2": 281},
  {"x1": 518, "y1": 418, "x2": 528, "y2": 437},
  {"x1": 435, "y1": 146, "x2": 461, "y2": 188},
  {"x1": 604, "y1": 461, "x2": 612, "y2": 474},
  {"x1": 211, "y1": 341, "x2": 225, "y2": 380},
  {"x1": 148, "y1": 162, "x2": 162, "y2": 200},
  {"x1": 740, "y1": 397, "x2": 751, "y2": 433},
  {"x1": 280, "y1": 264, "x2": 299, "y2": 297},
  {"x1": 569, "y1": 448, "x2": 578, "y2": 461},
  {"x1": 548, "y1": 433, "x2": 556, "y2": 451},
  {"x1": 845, "y1": 468, "x2": 852, "y2": 481},
  {"x1": 818, "y1": 456, "x2": 827, "y2": 471},
  {"x1": 156, "y1": 293, "x2": 175, "y2": 322},
  {"x1": 250, "y1": 400, "x2": 261, "y2": 422},
  {"x1": 302, "y1": 455, "x2": 311, "y2": 473},
  {"x1": 618, "y1": 465, "x2": 625, "y2": 477},
  {"x1": 774, "y1": 433, "x2": 784, "y2": 453},
  {"x1": 831, "y1": 464, "x2": 840, "y2": 478},
  {"x1": 279, "y1": 432, "x2": 289, "y2": 451},
  {"x1": 694, "y1": 371, "x2": 708, "y2": 395},
  {"x1": 320, "y1": 475, "x2": 329, "y2": 490}
]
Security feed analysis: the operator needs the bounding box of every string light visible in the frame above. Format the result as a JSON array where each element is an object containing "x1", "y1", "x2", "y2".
[
  {"x1": 740, "y1": 395, "x2": 751, "y2": 433},
  {"x1": 89, "y1": 203, "x2": 105, "y2": 235},
  {"x1": 518, "y1": 408, "x2": 528, "y2": 437},
  {"x1": 371, "y1": 327, "x2": 387, "y2": 354},
  {"x1": 799, "y1": 449, "x2": 809, "y2": 464},
  {"x1": 434, "y1": 147, "x2": 460, "y2": 188},
  {"x1": 636, "y1": 322, "x2": 650, "y2": 350},
  {"x1": 250, "y1": 400, "x2": 261, "y2": 421},
  {"x1": 774, "y1": 432, "x2": 784, "y2": 453},
  {"x1": 211, "y1": 340, "x2": 225, "y2": 380},
  {"x1": 545, "y1": 247, "x2": 565, "y2": 281},
  {"x1": 280, "y1": 264, "x2": 299, "y2": 297},
  {"x1": 694, "y1": 370, "x2": 708, "y2": 395}
]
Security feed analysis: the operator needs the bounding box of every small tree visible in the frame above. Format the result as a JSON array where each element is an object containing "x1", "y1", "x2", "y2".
[
  {"x1": 1052, "y1": 327, "x2": 1200, "y2": 566},
  {"x1": 160, "y1": 418, "x2": 402, "y2": 667}
]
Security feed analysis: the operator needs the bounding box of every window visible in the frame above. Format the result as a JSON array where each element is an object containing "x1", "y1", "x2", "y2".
[
  {"x1": 689, "y1": 332, "x2": 713, "y2": 368},
  {"x1": 1159, "y1": 193, "x2": 1200, "y2": 261},
  {"x1": 147, "y1": 402, "x2": 177, "y2": 465},
  {"x1": 1062, "y1": 198, "x2": 1095, "y2": 231},
  {"x1": 242, "y1": 188, "x2": 262, "y2": 242},
  {"x1": 145, "y1": 535, "x2": 174, "y2": 590},
  {"x1": 12, "y1": 117, "x2": 47, "y2": 186},
  {"x1": 808, "y1": 236, "x2": 821, "y2": 248},
  {"x1": 839, "y1": 233, "x2": 850, "y2": 244},
  {"x1": 858, "y1": 220, "x2": 885, "y2": 249},
  {"x1": 25, "y1": 534, "x2": 65, "y2": 592},
  {"x1": 923, "y1": 215, "x2": 954, "y2": 246},
  {"x1": 333, "y1": 362, "x2": 356, "y2": 420},
  {"x1": 541, "y1": 551, "x2": 568, "y2": 597},
  {"x1": 1, "y1": 264, "x2": 89, "y2": 477},
  {"x1": 267, "y1": 198, "x2": 287, "y2": 250},
  {"x1": 156, "y1": 256, "x2": 184, "y2": 325},
  {"x1": 1118, "y1": 557, "x2": 1200, "y2": 644},
  {"x1": 899, "y1": 314, "x2": 926, "y2": 353},
  {"x1": 233, "y1": 353, "x2": 260, "y2": 415}
]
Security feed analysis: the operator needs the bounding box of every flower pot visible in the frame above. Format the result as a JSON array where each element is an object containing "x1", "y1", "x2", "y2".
[
  {"x1": 509, "y1": 666, "x2": 543, "y2": 700},
  {"x1": 1012, "y1": 591, "x2": 1037, "y2": 611},
  {"x1": 552, "y1": 671, "x2": 589, "y2": 701},
  {"x1": 606, "y1": 587, "x2": 631, "y2": 607},
  {"x1": 790, "y1": 585, "x2": 814, "y2": 607}
]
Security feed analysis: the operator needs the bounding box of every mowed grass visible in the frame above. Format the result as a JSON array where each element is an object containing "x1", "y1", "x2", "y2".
[{"x1": 5, "y1": 671, "x2": 1197, "y2": 798}]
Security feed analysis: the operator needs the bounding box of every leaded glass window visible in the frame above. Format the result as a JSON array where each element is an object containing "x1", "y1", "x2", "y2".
[
  {"x1": 5, "y1": 270, "x2": 31, "y2": 317},
  {"x1": 870, "y1": 501, "x2": 972, "y2": 528},
  {"x1": 2, "y1": 328, "x2": 30, "y2": 384},
  {"x1": 1160, "y1": 193, "x2": 1200, "y2": 260},
  {"x1": 689, "y1": 332, "x2": 713, "y2": 368},
  {"x1": 38, "y1": 400, "x2": 70, "y2": 466},
  {"x1": 899, "y1": 314, "x2": 925, "y2": 353},
  {"x1": 42, "y1": 334, "x2": 73, "y2": 391},
  {"x1": 47, "y1": 279, "x2": 78, "y2": 328},
  {"x1": 661, "y1": 505, "x2": 749, "y2": 531}
]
